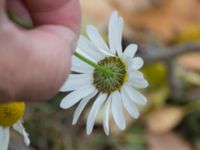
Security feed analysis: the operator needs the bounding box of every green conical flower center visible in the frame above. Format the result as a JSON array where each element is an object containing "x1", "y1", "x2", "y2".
[{"x1": 93, "y1": 56, "x2": 127, "y2": 94}]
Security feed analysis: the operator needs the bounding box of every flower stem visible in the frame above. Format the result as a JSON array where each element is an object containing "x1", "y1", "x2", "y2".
[
  {"x1": 7, "y1": 11, "x2": 33, "y2": 29},
  {"x1": 74, "y1": 51, "x2": 111, "y2": 74},
  {"x1": 8, "y1": 11, "x2": 111, "y2": 74}
]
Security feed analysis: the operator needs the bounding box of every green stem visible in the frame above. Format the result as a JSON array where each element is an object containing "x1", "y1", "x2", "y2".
[
  {"x1": 7, "y1": 11, "x2": 111, "y2": 74},
  {"x1": 7, "y1": 11, "x2": 33, "y2": 29},
  {"x1": 74, "y1": 52, "x2": 111, "y2": 74}
]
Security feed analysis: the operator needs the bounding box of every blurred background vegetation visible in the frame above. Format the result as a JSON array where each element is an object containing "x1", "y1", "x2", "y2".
[{"x1": 9, "y1": 0, "x2": 200, "y2": 149}]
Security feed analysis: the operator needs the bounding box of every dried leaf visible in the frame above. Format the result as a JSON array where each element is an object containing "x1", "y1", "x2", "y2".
[
  {"x1": 146, "y1": 106, "x2": 184, "y2": 133},
  {"x1": 146, "y1": 131, "x2": 193, "y2": 150},
  {"x1": 177, "y1": 52, "x2": 200, "y2": 71},
  {"x1": 110, "y1": 0, "x2": 200, "y2": 43}
]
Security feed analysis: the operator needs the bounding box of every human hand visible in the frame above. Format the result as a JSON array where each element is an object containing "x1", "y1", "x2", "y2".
[{"x1": 0, "y1": 0, "x2": 81, "y2": 102}]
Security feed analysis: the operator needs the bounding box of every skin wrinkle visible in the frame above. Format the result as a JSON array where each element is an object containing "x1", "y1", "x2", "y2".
[{"x1": 0, "y1": 0, "x2": 81, "y2": 101}]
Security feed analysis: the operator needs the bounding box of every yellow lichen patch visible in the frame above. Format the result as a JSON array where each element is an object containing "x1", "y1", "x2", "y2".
[{"x1": 0, "y1": 102, "x2": 25, "y2": 127}]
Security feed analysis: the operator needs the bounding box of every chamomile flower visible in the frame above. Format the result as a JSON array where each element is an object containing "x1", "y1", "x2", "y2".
[
  {"x1": 0, "y1": 102, "x2": 30, "y2": 150},
  {"x1": 60, "y1": 11, "x2": 148, "y2": 135}
]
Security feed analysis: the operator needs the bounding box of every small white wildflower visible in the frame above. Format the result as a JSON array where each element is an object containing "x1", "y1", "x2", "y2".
[{"x1": 60, "y1": 11, "x2": 148, "y2": 135}]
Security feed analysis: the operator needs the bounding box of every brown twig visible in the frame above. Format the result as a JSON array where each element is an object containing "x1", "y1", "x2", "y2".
[{"x1": 143, "y1": 42, "x2": 200, "y2": 64}]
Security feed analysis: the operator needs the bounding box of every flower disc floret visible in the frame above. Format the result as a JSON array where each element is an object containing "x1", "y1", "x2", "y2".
[
  {"x1": 0, "y1": 102, "x2": 25, "y2": 127},
  {"x1": 93, "y1": 56, "x2": 127, "y2": 93}
]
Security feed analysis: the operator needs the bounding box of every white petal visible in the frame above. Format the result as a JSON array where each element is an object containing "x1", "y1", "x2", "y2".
[
  {"x1": 109, "y1": 11, "x2": 124, "y2": 55},
  {"x1": 77, "y1": 35, "x2": 107, "y2": 62},
  {"x1": 72, "y1": 91, "x2": 97, "y2": 125},
  {"x1": 116, "y1": 17, "x2": 124, "y2": 56},
  {"x1": 13, "y1": 120, "x2": 30, "y2": 146},
  {"x1": 121, "y1": 91, "x2": 139, "y2": 119},
  {"x1": 122, "y1": 44, "x2": 138, "y2": 58},
  {"x1": 60, "y1": 73, "x2": 92, "y2": 92},
  {"x1": 103, "y1": 96, "x2": 111, "y2": 136},
  {"x1": 128, "y1": 70, "x2": 148, "y2": 88},
  {"x1": 122, "y1": 84, "x2": 147, "y2": 105},
  {"x1": 111, "y1": 91, "x2": 126, "y2": 130},
  {"x1": 116, "y1": 17, "x2": 123, "y2": 56},
  {"x1": 108, "y1": 11, "x2": 118, "y2": 54},
  {"x1": 130, "y1": 57, "x2": 144, "y2": 70},
  {"x1": 86, "y1": 25, "x2": 110, "y2": 52},
  {"x1": 71, "y1": 56, "x2": 93, "y2": 73},
  {"x1": 129, "y1": 78, "x2": 148, "y2": 89},
  {"x1": 60, "y1": 85, "x2": 96, "y2": 109},
  {"x1": 86, "y1": 93, "x2": 107, "y2": 135},
  {"x1": 0, "y1": 127, "x2": 9, "y2": 150},
  {"x1": 120, "y1": 57, "x2": 132, "y2": 75},
  {"x1": 128, "y1": 70, "x2": 144, "y2": 78}
]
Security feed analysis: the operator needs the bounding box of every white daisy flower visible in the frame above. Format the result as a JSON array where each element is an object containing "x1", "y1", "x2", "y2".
[
  {"x1": 60, "y1": 11, "x2": 148, "y2": 135},
  {"x1": 0, "y1": 102, "x2": 30, "y2": 150}
]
